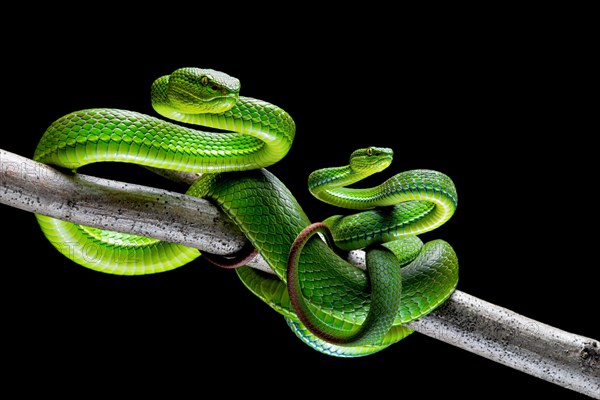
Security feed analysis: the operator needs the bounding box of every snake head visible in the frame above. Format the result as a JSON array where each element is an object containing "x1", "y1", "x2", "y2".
[
  {"x1": 163, "y1": 67, "x2": 240, "y2": 113},
  {"x1": 349, "y1": 147, "x2": 393, "y2": 173}
]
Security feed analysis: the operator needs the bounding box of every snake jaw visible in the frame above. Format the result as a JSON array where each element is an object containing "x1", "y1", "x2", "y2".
[{"x1": 167, "y1": 86, "x2": 239, "y2": 114}]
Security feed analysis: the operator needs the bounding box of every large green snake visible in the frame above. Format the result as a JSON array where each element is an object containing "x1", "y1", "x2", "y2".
[{"x1": 34, "y1": 67, "x2": 458, "y2": 357}]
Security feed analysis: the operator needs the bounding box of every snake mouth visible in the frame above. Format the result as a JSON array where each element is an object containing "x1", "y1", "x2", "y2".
[
  {"x1": 375, "y1": 155, "x2": 393, "y2": 172},
  {"x1": 170, "y1": 86, "x2": 238, "y2": 113},
  {"x1": 369, "y1": 148, "x2": 393, "y2": 172},
  {"x1": 176, "y1": 87, "x2": 233, "y2": 102}
]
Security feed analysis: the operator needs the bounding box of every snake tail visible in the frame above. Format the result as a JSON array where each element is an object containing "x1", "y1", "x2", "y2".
[
  {"x1": 201, "y1": 243, "x2": 259, "y2": 269},
  {"x1": 288, "y1": 222, "x2": 403, "y2": 346}
]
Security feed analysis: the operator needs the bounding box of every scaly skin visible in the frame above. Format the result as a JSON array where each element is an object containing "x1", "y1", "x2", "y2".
[
  {"x1": 208, "y1": 167, "x2": 459, "y2": 357},
  {"x1": 259, "y1": 147, "x2": 458, "y2": 355},
  {"x1": 34, "y1": 67, "x2": 294, "y2": 274},
  {"x1": 34, "y1": 68, "x2": 458, "y2": 357}
]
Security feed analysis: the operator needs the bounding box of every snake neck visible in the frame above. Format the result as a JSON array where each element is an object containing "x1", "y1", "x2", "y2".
[
  {"x1": 34, "y1": 96, "x2": 295, "y2": 173},
  {"x1": 308, "y1": 166, "x2": 458, "y2": 250},
  {"x1": 152, "y1": 95, "x2": 295, "y2": 167},
  {"x1": 308, "y1": 165, "x2": 375, "y2": 210},
  {"x1": 310, "y1": 166, "x2": 457, "y2": 211}
]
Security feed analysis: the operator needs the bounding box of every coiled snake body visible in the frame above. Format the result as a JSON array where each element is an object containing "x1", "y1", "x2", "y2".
[{"x1": 34, "y1": 68, "x2": 458, "y2": 357}]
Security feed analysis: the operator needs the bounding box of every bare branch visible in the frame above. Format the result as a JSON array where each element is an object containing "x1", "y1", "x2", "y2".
[
  {"x1": 1, "y1": 148, "x2": 598, "y2": 398},
  {"x1": 0, "y1": 148, "x2": 272, "y2": 274},
  {"x1": 410, "y1": 291, "x2": 599, "y2": 397}
]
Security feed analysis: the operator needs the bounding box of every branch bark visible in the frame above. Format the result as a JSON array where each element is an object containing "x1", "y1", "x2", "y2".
[{"x1": 1, "y1": 148, "x2": 598, "y2": 398}]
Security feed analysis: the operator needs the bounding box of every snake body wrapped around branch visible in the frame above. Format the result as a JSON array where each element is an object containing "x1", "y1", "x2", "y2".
[
  {"x1": 34, "y1": 68, "x2": 294, "y2": 273},
  {"x1": 33, "y1": 67, "x2": 458, "y2": 357}
]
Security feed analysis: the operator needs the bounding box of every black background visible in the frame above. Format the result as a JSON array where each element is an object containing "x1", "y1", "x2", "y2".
[{"x1": 2, "y1": 9, "x2": 597, "y2": 399}]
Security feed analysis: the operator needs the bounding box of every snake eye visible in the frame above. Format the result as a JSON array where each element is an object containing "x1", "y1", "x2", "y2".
[
  {"x1": 366, "y1": 147, "x2": 373, "y2": 156},
  {"x1": 200, "y1": 76, "x2": 209, "y2": 86}
]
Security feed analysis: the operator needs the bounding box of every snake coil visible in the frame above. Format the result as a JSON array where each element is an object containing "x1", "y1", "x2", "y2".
[{"x1": 34, "y1": 68, "x2": 458, "y2": 357}]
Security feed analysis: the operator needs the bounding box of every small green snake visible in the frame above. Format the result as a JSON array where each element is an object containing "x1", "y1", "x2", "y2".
[
  {"x1": 34, "y1": 67, "x2": 458, "y2": 357},
  {"x1": 286, "y1": 147, "x2": 458, "y2": 347}
]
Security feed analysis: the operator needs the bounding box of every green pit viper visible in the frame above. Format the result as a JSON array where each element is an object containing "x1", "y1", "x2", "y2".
[{"x1": 34, "y1": 67, "x2": 458, "y2": 357}]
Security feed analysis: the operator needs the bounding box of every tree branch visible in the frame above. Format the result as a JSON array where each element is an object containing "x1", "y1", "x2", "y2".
[{"x1": 1, "y1": 148, "x2": 598, "y2": 398}]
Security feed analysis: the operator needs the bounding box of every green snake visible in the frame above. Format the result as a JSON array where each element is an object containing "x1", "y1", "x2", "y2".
[
  {"x1": 34, "y1": 67, "x2": 459, "y2": 357},
  {"x1": 285, "y1": 147, "x2": 458, "y2": 348}
]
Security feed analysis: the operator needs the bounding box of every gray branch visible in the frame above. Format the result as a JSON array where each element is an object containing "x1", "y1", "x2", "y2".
[{"x1": 1, "y1": 148, "x2": 598, "y2": 398}]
